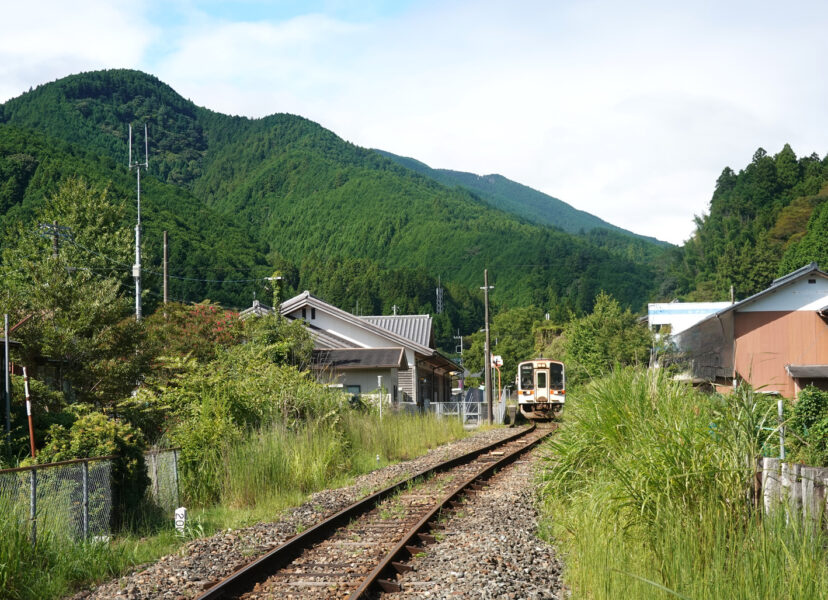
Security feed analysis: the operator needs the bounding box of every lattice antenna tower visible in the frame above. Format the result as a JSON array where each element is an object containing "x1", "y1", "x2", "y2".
[
  {"x1": 128, "y1": 124, "x2": 148, "y2": 320},
  {"x1": 436, "y1": 275, "x2": 444, "y2": 314}
]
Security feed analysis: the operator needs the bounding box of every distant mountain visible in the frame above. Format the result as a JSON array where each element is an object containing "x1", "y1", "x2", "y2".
[
  {"x1": 376, "y1": 150, "x2": 666, "y2": 245},
  {"x1": 0, "y1": 69, "x2": 659, "y2": 319}
]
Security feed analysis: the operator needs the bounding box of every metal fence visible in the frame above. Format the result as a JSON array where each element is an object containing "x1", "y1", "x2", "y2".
[
  {"x1": 0, "y1": 447, "x2": 181, "y2": 545},
  {"x1": 146, "y1": 448, "x2": 180, "y2": 512},
  {"x1": 425, "y1": 388, "x2": 509, "y2": 426},
  {"x1": 0, "y1": 457, "x2": 113, "y2": 543}
]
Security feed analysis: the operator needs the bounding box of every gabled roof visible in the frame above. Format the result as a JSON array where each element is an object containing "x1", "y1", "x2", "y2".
[
  {"x1": 689, "y1": 263, "x2": 828, "y2": 328},
  {"x1": 239, "y1": 299, "x2": 274, "y2": 320},
  {"x1": 360, "y1": 315, "x2": 433, "y2": 349},
  {"x1": 299, "y1": 320, "x2": 355, "y2": 349},
  {"x1": 280, "y1": 291, "x2": 433, "y2": 355}
]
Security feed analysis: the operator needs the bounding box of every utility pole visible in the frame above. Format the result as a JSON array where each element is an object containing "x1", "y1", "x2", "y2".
[
  {"x1": 481, "y1": 270, "x2": 494, "y2": 424},
  {"x1": 129, "y1": 124, "x2": 148, "y2": 321},
  {"x1": 436, "y1": 276, "x2": 444, "y2": 314},
  {"x1": 4, "y1": 314, "x2": 9, "y2": 445},
  {"x1": 51, "y1": 220, "x2": 58, "y2": 258},
  {"x1": 163, "y1": 230, "x2": 169, "y2": 307}
]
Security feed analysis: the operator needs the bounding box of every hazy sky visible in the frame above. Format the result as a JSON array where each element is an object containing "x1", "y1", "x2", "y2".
[{"x1": 2, "y1": 0, "x2": 827, "y2": 244}]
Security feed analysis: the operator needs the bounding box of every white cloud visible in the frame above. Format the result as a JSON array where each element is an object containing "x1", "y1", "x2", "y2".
[
  {"x1": 4, "y1": 1, "x2": 828, "y2": 244},
  {"x1": 0, "y1": 1, "x2": 157, "y2": 101}
]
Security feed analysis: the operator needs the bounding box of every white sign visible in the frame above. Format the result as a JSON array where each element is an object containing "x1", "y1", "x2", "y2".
[
  {"x1": 491, "y1": 355, "x2": 503, "y2": 367},
  {"x1": 175, "y1": 507, "x2": 188, "y2": 533}
]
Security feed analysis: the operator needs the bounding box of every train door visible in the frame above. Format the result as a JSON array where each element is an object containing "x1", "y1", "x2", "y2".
[{"x1": 535, "y1": 367, "x2": 548, "y2": 401}]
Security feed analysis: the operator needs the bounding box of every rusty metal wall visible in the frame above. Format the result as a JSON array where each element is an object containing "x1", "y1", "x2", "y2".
[{"x1": 734, "y1": 311, "x2": 828, "y2": 398}]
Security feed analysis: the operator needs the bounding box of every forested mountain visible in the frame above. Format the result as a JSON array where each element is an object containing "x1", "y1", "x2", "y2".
[
  {"x1": 668, "y1": 145, "x2": 828, "y2": 300},
  {"x1": 376, "y1": 150, "x2": 665, "y2": 245},
  {"x1": 0, "y1": 69, "x2": 658, "y2": 337}
]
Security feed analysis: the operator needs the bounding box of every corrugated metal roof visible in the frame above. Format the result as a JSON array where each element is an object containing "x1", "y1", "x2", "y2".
[{"x1": 360, "y1": 315, "x2": 433, "y2": 349}]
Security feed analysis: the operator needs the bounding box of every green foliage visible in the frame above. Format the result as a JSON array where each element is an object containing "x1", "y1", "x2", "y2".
[
  {"x1": 0, "y1": 68, "x2": 657, "y2": 324},
  {"x1": 559, "y1": 292, "x2": 652, "y2": 382},
  {"x1": 779, "y1": 198, "x2": 828, "y2": 273},
  {"x1": 787, "y1": 385, "x2": 828, "y2": 465},
  {"x1": 538, "y1": 370, "x2": 826, "y2": 600},
  {"x1": 377, "y1": 150, "x2": 666, "y2": 245},
  {"x1": 0, "y1": 178, "x2": 148, "y2": 409},
  {"x1": 144, "y1": 302, "x2": 244, "y2": 363},
  {"x1": 671, "y1": 145, "x2": 828, "y2": 300},
  {"x1": 463, "y1": 306, "x2": 545, "y2": 385},
  {"x1": 36, "y1": 412, "x2": 149, "y2": 524}
]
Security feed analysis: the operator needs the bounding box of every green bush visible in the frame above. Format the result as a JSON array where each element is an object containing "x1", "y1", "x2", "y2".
[
  {"x1": 36, "y1": 412, "x2": 148, "y2": 527},
  {"x1": 788, "y1": 385, "x2": 828, "y2": 465}
]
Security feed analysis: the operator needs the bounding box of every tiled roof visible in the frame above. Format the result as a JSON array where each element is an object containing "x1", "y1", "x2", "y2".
[
  {"x1": 312, "y1": 348, "x2": 408, "y2": 370},
  {"x1": 239, "y1": 300, "x2": 273, "y2": 320},
  {"x1": 360, "y1": 315, "x2": 433, "y2": 349}
]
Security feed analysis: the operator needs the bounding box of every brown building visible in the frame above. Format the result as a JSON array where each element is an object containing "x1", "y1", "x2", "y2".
[{"x1": 673, "y1": 263, "x2": 828, "y2": 398}]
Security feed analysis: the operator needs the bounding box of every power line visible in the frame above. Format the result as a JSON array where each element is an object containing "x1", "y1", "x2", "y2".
[{"x1": 40, "y1": 230, "x2": 271, "y2": 284}]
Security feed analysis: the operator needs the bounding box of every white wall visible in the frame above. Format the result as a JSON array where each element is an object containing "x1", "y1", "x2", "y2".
[
  {"x1": 740, "y1": 277, "x2": 828, "y2": 312},
  {"x1": 648, "y1": 302, "x2": 731, "y2": 335},
  {"x1": 287, "y1": 306, "x2": 398, "y2": 348}
]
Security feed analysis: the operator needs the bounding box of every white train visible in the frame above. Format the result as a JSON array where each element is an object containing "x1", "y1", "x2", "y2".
[{"x1": 515, "y1": 358, "x2": 565, "y2": 420}]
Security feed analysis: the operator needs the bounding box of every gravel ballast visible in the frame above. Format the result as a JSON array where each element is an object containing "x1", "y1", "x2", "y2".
[
  {"x1": 383, "y1": 448, "x2": 564, "y2": 600},
  {"x1": 71, "y1": 427, "x2": 538, "y2": 600}
]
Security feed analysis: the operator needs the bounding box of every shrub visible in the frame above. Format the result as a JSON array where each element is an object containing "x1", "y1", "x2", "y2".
[
  {"x1": 788, "y1": 385, "x2": 828, "y2": 465},
  {"x1": 36, "y1": 412, "x2": 149, "y2": 527}
]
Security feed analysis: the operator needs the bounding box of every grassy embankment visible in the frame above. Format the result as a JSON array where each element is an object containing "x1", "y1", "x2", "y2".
[
  {"x1": 539, "y1": 368, "x2": 828, "y2": 599},
  {"x1": 1, "y1": 411, "x2": 467, "y2": 600}
]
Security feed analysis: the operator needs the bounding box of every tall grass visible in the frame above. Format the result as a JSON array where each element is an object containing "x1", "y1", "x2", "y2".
[
  {"x1": 192, "y1": 410, "x2": 467, "y2": 516},
  {"x1": 0, "y1": 495, "x2": 179, "y2": 600},
  {"x1": 1, "y1": 410, "x2": 466, "y2": 600},
  {"x1": 539, "y1": 368, "x2": 828, "y2": 599}
]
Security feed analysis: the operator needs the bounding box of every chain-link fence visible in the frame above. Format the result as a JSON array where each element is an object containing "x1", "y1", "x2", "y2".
[
  {"x1": 0, "y1": 457, "x2": 113, "y2": 543},
  {"x1": 145, "y1": 448, "x2": 180, "y2": 512}
]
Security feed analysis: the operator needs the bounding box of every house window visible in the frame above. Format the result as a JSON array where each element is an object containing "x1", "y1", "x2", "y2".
[
  {"x1": 808, "y1": 279, "x2": 816, "y2": 284},
  {"x1": 311, "y1": 307, "x2": 316, "y2": 319},
  {"x1": 346, "y1": 385, "x2": 361, "y2": 400},
  {"x1": 302, "y1": 308, "x2": 307, "y2": 319}
]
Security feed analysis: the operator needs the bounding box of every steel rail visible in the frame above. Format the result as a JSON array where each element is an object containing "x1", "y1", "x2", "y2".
[
  {"x1": 196, "y1": 424, "x2": 535, "y2": 600},
  {"x1": 349, "y1": 426, "x2": 553, "y2": 598}
]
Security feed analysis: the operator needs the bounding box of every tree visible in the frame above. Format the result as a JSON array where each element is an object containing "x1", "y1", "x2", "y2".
[
  {"x1": 463, "y1": 306, "x2": 544, "y2": 387},
  {"x1": 0, "y1": 178, "x2": 147, "y2": 410},
  {"x1": 562, "y1": 292, "x2": 652, "y2": 381}
]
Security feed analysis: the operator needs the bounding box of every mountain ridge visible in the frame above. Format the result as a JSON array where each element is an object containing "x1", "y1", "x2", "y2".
[
  {"x1": 375, "y1": 149, "x2": 667, "y2": 245},
  {"x1": 0, "y1": 68, "x2": 659, "y2": 318}
]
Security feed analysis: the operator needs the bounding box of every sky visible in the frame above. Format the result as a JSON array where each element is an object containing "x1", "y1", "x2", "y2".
[{"x1": 2, "y1": 0, "x2": 828, "y2": 244}]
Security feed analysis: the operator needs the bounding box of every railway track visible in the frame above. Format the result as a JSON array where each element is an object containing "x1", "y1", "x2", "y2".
[{"x1": 196, "y1": 424, "x2": 553, "y2": 600}]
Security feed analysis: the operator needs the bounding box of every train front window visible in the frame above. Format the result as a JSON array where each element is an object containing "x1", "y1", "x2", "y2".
[
  {"x1": 550, "y1": 364, "x2": 564, "y2": 389},
  {"x1": 536, "y1": 371, "x2": 547, "y2": 389},
  {"x1": 520, "y1": 364, "x2": 534, "y2": 389}
]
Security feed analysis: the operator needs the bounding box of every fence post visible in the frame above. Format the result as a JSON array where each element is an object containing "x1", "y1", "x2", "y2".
[
  {"x1": 30, "y1": 468, "x2": 37, "y2": 546},
  {"x1": 172, "y1": 449, "x2": 180, "y2": 509},
  {"x1": 151, "y1": 452, "x2": 160, "y2": 501},
  {"x1": 82, "y1": 459, "x2": 89, "y2": 540}
]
